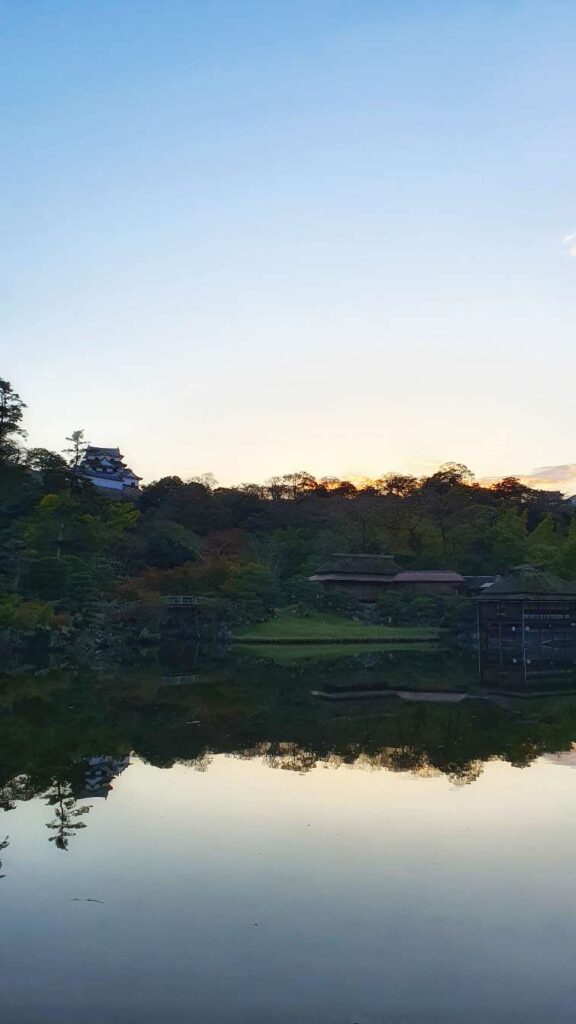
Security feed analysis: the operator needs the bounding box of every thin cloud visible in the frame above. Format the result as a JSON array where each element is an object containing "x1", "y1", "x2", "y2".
[
  {"x1": 481, "y1": 465, "x2": 576, "y2": 495},
  {"x1": 520, "y1": 464, "x2": 576, "y2": 493},
  {"x1": 563, "y1": 233, "x2": 576, "y2": 257},
  {"x1": 526, "y1": 463, "x2": 576, "y2": 483}
]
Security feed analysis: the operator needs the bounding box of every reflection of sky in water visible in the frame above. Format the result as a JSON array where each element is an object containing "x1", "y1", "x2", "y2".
[{"x1": 2, "y1": 755, "x2": 576, "y2": 1024}]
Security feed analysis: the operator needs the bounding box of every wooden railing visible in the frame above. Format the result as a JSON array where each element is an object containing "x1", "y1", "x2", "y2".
[
  {"x1": 159, "y1": 674, "x2": 197, "y2": 686},
  {"x1": 114, "y1": 595, "x2": 200, "y2": 611}
]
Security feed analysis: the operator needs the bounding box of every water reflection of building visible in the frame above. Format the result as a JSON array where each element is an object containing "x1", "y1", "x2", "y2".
[
  {"x1": 75, "y1": 755, "x2": 131, "y2": 799},
  {"x1": 478, "y1": 646, "x2": 576, "y2": 692},
  {"x1": 478, "y1": 565, "x2": 576, "y2": 648},
  {"x1": 544, "y1": 743, "x2": 576, "y2": 768}
]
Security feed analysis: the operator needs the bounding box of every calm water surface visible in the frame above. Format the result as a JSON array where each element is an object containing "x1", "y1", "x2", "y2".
[{"x1": 2, "y1": 649, "x2": 576, "y2": 1023}]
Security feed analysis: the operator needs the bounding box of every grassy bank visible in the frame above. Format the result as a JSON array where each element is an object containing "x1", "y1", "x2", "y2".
[
  {"x1": 237, "y1": 641, "x2": 443, "y2": 665},
  {"x1": 234, "y1": 609, "x2": 440, "y2": 644}
]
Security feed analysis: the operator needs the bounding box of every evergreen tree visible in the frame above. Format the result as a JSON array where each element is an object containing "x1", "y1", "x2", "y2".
[
  {"x1": 527, "y1": 514, "x2": 563, "y2": 567},
  {"x1": 554, "y1": 522, "x2": 576, "y2": 579},
  {"x1": 63, "y1": 429, "x2": 88, "y2": 487},
  {"x1": 0, "y1": 378, "x2": 26, "y2": 464},
  {"x1": 489, "y1": 510, "x2": 528, "y2": 571}
]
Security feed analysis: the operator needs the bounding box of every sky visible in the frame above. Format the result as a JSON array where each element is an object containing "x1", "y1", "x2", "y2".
[{"x1": 2, "y1": 0, "x2": 576, "y2": 488}]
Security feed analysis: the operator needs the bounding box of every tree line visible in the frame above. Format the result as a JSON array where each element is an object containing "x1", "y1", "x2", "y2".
[{"x1": 2, "y1": 375, "x2": 576, "y2": 647}]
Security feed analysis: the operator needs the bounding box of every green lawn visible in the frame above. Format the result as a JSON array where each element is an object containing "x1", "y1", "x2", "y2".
[{"x1": 234, "y1": 609, "x2": 440, "y2": 642}]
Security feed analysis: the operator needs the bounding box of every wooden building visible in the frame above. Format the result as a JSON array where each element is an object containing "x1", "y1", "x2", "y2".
[
  {"x1": 310, "y1": 554, "x2": 463, "y2": 601},
  {"x1": 478, "y1": 565, "x2": 576, "y2": 647}
]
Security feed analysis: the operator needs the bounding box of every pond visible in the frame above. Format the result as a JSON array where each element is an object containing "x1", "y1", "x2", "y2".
[{"x1": 2, "y1": 647, "x2": 576, "y2": 1023}]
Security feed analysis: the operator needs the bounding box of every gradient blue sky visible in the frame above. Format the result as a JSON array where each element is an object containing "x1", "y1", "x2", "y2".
[{"x1": 2, "y1": 0, "x2": 576, "y2": 486}]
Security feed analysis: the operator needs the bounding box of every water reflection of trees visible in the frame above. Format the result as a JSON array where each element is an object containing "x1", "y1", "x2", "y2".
[
  {"x1": 0, "y1": 835, "x2": 9, "y2": 878},
  {"x1": 1, "y1": 775, "x2": 37, "y2": 811},
  {"x1": 240, "y1": 741, "x2": 487, "y2": 784},
  {"x1": 44, "y1": 781, "x2": 90, "y2": 851},
  {"x1": 1, "y1": 653, "x2": 576, "y2": 840}
]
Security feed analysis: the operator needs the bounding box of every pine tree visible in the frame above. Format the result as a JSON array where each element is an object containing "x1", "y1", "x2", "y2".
[
  {"x1": 489, "y1": 510, "x2": 528, "y2": 572},
  {"x1": 0, "y1": 378, "x2": 26, "y2": 464},
  {"x1": 527, "y1": 514, "x2": 563, "y2": 568}
]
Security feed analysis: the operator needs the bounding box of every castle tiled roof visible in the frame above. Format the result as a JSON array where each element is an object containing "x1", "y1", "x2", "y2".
[{"x1": 84, "y1": 446, "x2": 121, "y2": 457}]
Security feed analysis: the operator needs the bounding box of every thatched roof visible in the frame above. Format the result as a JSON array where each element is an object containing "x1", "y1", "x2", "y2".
[
  {"x1": 480, "y1": 565, "x2": 576, "y2": 599},
  {"x1": 314, "y1": 554, "x2": 402, "y2": 576},
  {"x1": 394, "y1": 571, "x2": 463, "y2": 583}
]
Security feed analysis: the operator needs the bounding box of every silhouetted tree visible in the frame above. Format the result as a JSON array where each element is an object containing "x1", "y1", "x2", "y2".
[
  {"x1": 0, "y1": 378, "x2": 26, "y2": 464},
  {"x1": 63, "y1": 429, "x2": 88, "y2": 488},
  {"x1": 45, "y1": 781, "x2": 90, "y2": 851},
  {"x1": 26, "y1": 448, "x2": 70, "y2": 492},
  {"x1": 0, "y1": 836, "x2": 9, "y2": 878}
]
